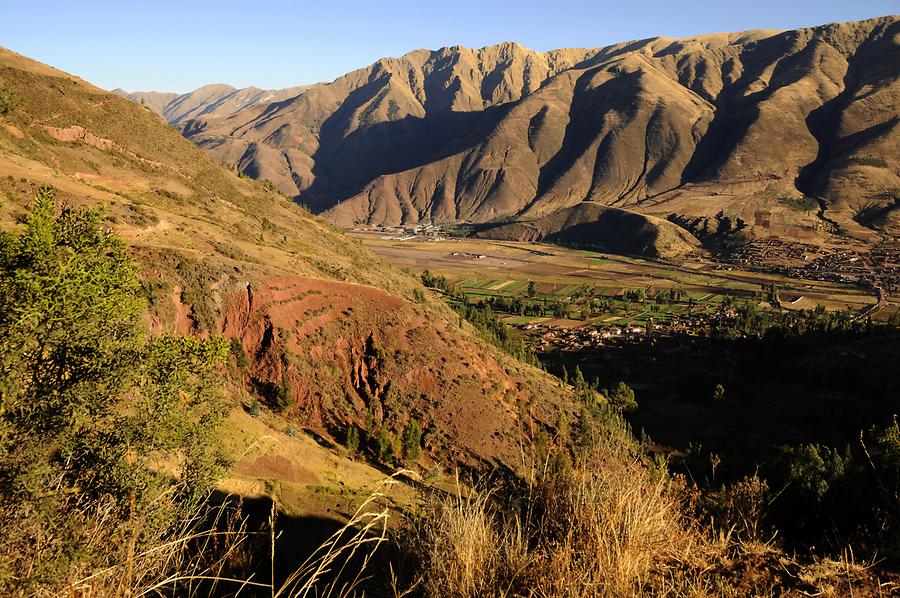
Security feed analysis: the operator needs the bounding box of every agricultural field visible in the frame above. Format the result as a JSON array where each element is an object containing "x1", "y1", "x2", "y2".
[{"x1": 350, "y1": 230, "x2": 885, "y2": 330}]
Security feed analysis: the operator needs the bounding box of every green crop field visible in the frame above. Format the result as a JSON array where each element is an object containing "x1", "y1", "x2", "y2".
[{"x1": 349, "y1": 231, "x2": 882, "y2": 329}]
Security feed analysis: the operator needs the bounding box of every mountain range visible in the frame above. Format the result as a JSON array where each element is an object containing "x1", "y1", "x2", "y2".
[
  {"x1": 115, "y1": 83, "x2": 311, "y2": 126},
  {"x1": 123, "y1": 16, "x2": 899, "y2": 258}
]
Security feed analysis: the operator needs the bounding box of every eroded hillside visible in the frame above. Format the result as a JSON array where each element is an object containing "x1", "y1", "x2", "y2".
[{"x1": 0, "y1": 47, "x2": 570, "y2": 471}]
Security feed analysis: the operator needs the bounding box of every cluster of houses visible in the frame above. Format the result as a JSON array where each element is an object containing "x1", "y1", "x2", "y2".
[
  {"x1": 369, "y1": 223, "x2": 446, "y2": 241},
  {"x1": 527, "y1": 325, "x2": 645, "y2": 351},
  {"x1": 516, "y1": 302, "x2": 748, "y2": 352},
  {"x1": 718, "y1": 238, "x2": 899, "y2": 295},
  {"x1": 720, "y1": 238, "x2": 822, "y2": 268}
]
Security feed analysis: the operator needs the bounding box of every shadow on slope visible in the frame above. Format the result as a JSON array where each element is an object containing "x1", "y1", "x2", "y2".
[
  {"x1": 302, "y1": 101, "x2": 514, "y2": 212},
  {"x1": 474, "y1": 202, "x2": 701, "y2": 260}
]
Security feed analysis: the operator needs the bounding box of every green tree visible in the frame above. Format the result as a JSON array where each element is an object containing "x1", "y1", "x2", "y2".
[
  {"x1": 712, "y1": 383, "x2": 725, "y2": 402},
  {"x1": 573, "y1": 407, "x2": 594, "y2": 458},
  {"x1": 526, "y1": 280, "x2": 537, "y2": 298},
  {"x1": 533, "y1": 427, "x2": 550, "y2": 464},
  {"x1": 345, "y1": 427, "x2": 360, "y2": 457},
  {"x1": 0, "y1": 189, "x2": 229, "y2": 592},
  {"x1": 376, "y1": 425, "x2": 394, "y2": 463},
  {"x1": 572, "y1": 365, "x2": 587, "y2": 393},
  {"x1": 275, "y1": 367, "x2": 293, "y2": 411},
  {"x1": 230, "y1": 336, "x2": 249, "y2": 375},
  {"x1": 607, "y1": 381, "x2": 638, "y2": 412},
  {"x1": 555, "y1": 409, "x2": 569, "y2": 445},
  {"x1": 401, "y1": 418, "x2": 422, "y2": 462}
]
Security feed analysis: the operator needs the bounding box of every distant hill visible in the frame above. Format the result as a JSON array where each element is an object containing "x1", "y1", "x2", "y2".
[
  {"x1": 115, "y1": 83, "x2": 311, "y2": 126},
  {"x1": 475, "y1": 202, "x2": 702, "y2": 259},
  {"x1": 174, "y1": 16, "x2": 899, "y2": 253}
]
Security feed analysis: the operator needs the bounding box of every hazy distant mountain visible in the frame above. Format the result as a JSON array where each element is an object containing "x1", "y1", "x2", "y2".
[
  {"x1": 181, "y1": 16, "x2": 899, "y2": 248},
  {"x1": 115, "y1": 83, "x2": 311, "y2": 126}
]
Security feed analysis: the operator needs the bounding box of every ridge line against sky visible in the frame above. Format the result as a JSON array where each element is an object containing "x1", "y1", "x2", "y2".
[{"x1": 1, "y1": 1, "x2": 896, "y2": 93}]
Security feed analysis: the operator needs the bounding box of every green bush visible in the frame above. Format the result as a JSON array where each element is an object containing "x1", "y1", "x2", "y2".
[
  {"x1": 249, "y1": 399, "x2": 262, "y2": 417},
  {"x1": 0, "y1": 188, "x2": 229, "y2": 593},
  {"x1": 401, "y1": 419, "x2": 422, "y2": 462}
]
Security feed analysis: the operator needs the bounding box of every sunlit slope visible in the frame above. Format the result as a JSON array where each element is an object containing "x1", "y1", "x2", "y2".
[{"x1": 0, "y1": 47, "x2": 570, "y2": 469}]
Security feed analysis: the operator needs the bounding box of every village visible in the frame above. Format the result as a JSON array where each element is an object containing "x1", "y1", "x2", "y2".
[
  {"x1": 516, "y1": 307, "x2": 740, "y2": 353},
  {"x1": 716, "y1": 237, "x2": 900, "y2": 293}
]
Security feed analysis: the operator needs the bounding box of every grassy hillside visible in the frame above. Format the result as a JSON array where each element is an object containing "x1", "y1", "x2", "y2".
[{"x1": 0, "y1": 46, "x2": 572, "y2": 474}]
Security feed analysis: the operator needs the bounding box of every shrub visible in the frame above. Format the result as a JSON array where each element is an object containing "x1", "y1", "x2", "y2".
[
  {"x1": 0, "y1": 188, "x2": 229, "y2": 594},
  {"x1": 0, "y1": 87, "x2": 22, "y2": 117},
  {"x1": 402, "y1": 419, "x2": 422, "y2": 462},
  {"x1": 249, "y1": 399, "x2": 262, "y2": 417}
]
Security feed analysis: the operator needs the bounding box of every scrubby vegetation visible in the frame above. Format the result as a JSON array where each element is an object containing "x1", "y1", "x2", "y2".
[
  {"x1": 765, "y1": 418, "x2": 900, "y2": 560},
  {"x1": 410, "y1": 451, "x2": 692, "y2": 596},
  {"x1": 0, "y1": 189, "x2": 230, "y2": 595},
  {"x1": 0, "y1": 86, "x2": 22, "y2": 117},
  {"x1": 778, "y1": 195, "x2": 819, "y2": 212},
  {"x1": 850, "y1": 155, "x2": 890, "y2": 168},
  {"x1": 0, "y1": 185, "x2": 896, "y2": 596},
  {"x1": 452, "y1": 301, "x2": 541, "y2": 366},
  {"x1": 400, "y1": 409, "x2": 892, "y2": 596}
]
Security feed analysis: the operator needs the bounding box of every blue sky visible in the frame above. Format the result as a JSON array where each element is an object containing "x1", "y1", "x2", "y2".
[{"x1": 1, "y1": 1, "x2": 896, "y2": 93}]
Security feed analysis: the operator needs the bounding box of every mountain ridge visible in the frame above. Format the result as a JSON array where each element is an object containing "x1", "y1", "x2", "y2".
[
  {"x1": 161, "y1": 16, "x2": 897, "y2": 255},
  {"x1": 115, "y1": 82, "x2": 313, "y2": 126}
]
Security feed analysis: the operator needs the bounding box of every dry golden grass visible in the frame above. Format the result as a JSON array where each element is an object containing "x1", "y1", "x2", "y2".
[
  {"x1": 410, "y1": 452, "x2": 701, "y2": 597},
  {"x1": 274, "y1": 474, "x2": 401, "y2": 598},
  {"x1": 56, "y1": 474, "x2": 402, "y2": 598},
  {"x1": 62, "y1": 495, "x2": 267, "y2": 598},
  {"x1": 402, "y1": 440, "x2": 900, "y2": 597}
]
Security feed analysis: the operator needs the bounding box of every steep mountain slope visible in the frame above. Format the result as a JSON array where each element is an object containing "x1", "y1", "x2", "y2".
[
  {"x1": 117, "y1": 83, "x2": 311, "y2": 126},
  {"x1": 183, "y1": 17, "x2": 899, "y2": 248},
  {"x1": 475, "y1": 202, "x2": 702, "y2": 259},
  {"x1": 181, "y1": 42, "x2": 600, "y2": 204},
  {"x1": 0, "y1": 47, "x2": 570, "y2": 469}
]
